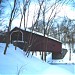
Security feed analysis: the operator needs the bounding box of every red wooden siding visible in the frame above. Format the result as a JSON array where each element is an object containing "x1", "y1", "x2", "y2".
[
  {"x1": 10, "y1": 27, "x2": 62, "y2": 53},
  {"x1": 28, "y1": 33, "x2": 62, "y2": 53}
]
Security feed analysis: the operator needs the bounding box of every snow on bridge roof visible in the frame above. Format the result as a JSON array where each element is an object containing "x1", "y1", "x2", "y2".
[
  {"x1": 25, "y1": 28, "x2": 61, "y2": 43},
  {"x1": 11, "y1": 27, "x2": 61, "y2": 43}
]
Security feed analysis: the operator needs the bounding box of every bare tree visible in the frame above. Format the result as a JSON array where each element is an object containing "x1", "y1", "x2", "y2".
[
  {"x1": 28, "y1": 0, "x2": 69, "y2": 61},
  {"x1": 4, "y1": 0, "x2": 17, "y2": 54},
  {"x1": 57, "y1": 16, "x2": 75, "y2": 61},
  {"x1": 2, "y1": 0, "x2": 71, "y2": 62},
  {"x1": 40, "y1": 0, "x2": 67, "y2": 61}
]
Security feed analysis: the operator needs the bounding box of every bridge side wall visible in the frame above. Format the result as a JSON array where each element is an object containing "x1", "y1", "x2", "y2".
[{"x1": 10, "y1": 27, "x2": 62, "y2": 53}]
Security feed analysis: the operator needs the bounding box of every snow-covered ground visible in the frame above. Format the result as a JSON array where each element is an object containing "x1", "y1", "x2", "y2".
[
  {"x1": 0, "y1": 43, "x2": 75, "y2": 75},
  {"x1": 46, "y1": 49, "x2": 75, "y2": 64}
]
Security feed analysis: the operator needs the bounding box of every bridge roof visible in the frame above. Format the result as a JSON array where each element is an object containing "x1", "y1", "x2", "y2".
[{"x1": 11, "y1": 27, "x2": 61, "y2": 43}]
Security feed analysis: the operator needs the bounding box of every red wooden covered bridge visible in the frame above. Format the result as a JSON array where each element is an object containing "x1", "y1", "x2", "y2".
[{"x1": 10, "y1": 27, "x2": 67, "y2": 59}]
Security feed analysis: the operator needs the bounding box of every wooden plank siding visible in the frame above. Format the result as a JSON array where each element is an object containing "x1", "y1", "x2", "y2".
[{"x1": 10, "y1": 27, "x2": 62, "y2": 53}]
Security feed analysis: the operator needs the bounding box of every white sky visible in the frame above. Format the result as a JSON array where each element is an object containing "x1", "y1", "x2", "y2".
[
  {"x1": 12, "y1": 4, "x2": 75, "y2": 29},
  {"x1": 1, "y1": 0, "x2": 75, "y2": 30},
  {"x1": 14, "y1": 4, "x2": 75, "y2": 27},
  {"x1": 58, "y1": 5, "x2": 75, "y2": 19},
  {"x1": 12, "y1": 2, "x2": 39, "y2": 29}
]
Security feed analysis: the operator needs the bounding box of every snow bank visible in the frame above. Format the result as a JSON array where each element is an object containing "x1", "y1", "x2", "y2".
[{"x1": 0, "y1": 43, "x2": 74, "y2": 75}]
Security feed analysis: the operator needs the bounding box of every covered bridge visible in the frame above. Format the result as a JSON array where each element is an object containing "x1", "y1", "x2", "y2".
[{"x1": 10, "y1": 27, "x2": 66, "y2": 59}]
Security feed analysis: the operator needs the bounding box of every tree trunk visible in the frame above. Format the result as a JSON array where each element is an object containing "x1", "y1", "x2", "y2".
[
  {"x1": 41, "y1": 51, "x2": 43, "y2": 60},
  {"x1": 3, "y1": 0, "x2": 16, "y2": 55},
  {"x1": 4, "y1": 32, "x2": 10, "y2": 54},
  {"x1": 69, "y1": 48, "x2": 71, "y2": 61},
  {"x1": 69, "y1": 40, "x2": 71, "y2": 61},
  {"x1": 44, "y1": 52, "x2": 46, "y2": 62}
]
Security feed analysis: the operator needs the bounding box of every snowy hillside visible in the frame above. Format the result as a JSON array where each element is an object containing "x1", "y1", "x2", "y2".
[{"x1": 0, "y1": 43, "x2": 75, "y2": 75}]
